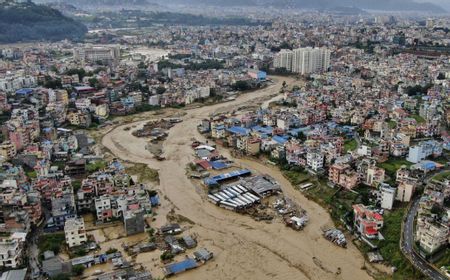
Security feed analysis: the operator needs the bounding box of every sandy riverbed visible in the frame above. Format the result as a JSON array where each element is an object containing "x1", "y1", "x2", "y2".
[{"x1": 101, "y1": 77, "x2": 378, "y2": 280}]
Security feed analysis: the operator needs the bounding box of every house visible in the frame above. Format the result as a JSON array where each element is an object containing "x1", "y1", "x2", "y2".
[
  {"x1": 416, "y1": 219, "x2": 448, "y2": 254},
  {"x1": 329, "y1": 163, "x2": 358, "y2": 190},
  {"x1": 306, "y1": 152, "x2": 324, "y2": 172},
  {"x1": 353, "y1": 204, "x2": 383, "y2": 239},
  {"x1": 124, "y1": 209, "x2": 145, "y2": 236},
  {"x1": 0, "y1": 235, "x2": 24, "y2": 268},
  {"x1": 64, "y1": 217, "x2": 87, "y2": 248},
  {"x1": 95, "y1": 195, "x2": 112, "y2": 222},
  {"x1": 396, "y1": 180, "x2": 416, "y2": 202},
  {"x1": 407, "y1": 140, "x2": 442, "y2": 163},
  {"x1": 0, "y1": 268, "x2": 27, "y2": 280}
]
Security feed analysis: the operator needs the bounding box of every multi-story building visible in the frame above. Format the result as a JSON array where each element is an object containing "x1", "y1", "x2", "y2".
[
  {"x1": 407, "y1": 140, "x2": 442, "y2": 163},
  {"x1": 273, "y1": 47, "x2": 330, "y2": 75},
  {"x1": 396, "y1": 180, "x2": 416, "y2": 202},
  {"x1": 64, "y1": 217, "x2": 87, "y2": 248},
  {"x1": 0, "y1": 234, "x2": 24, "y2": 268},
  {"x1": 291, "y1": 47, "x2": 331, "y2": 75},
  {"x1": 416, "y1": 219, "x2": 448, "y2": 254},
  {"x1": 273, "y1": 49, "x2": 293, "y2": 71},
  {"x1": 95, "y1": 195, "x2": 112, "y2": 222},
  {"x1": 379, "y1": 184, "x2": 396, "y2": 210},
  {"x1": 353, "y1": 204, "x2": 384, "y2": 239},
  {"x1": 74, "y1": 46, "x2": 120, "y2": 63},
  {"x1": 306, "y1": 152, "x2": 324, "y2": 172},
  {"x1": 124, "y1": 209, "x2": 145, "y2": 236}
]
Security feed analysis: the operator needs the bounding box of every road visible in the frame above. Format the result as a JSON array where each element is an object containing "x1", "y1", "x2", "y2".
[{"x1": 402, "y1": 197, "x2": 448, "y2": 280}]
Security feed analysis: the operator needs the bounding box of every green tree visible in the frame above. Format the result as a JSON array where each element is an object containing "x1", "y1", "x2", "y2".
[{"x1": 72, "y1": 264, "x2": 85, "y2": 276}]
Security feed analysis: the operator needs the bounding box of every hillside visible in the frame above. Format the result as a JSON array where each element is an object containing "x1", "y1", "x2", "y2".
[{"x1": 0, "y1": 1, "x2": 88, "y2": 44}]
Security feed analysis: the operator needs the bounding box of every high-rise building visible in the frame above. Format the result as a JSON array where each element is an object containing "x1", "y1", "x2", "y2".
[
  {"x1": 292, "y1": 47, "x2": 330, "y2": 74},
  {"x1": 273, "y1": 47, "x2": 330, "y2": 75},
  {"x1": 273, "y1": 49, "x2": 293, "y2": 71}
]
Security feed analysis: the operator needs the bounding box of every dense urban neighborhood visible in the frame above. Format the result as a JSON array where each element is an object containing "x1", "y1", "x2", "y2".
[{"x1": 0, "y1": 1, "x2": 449, "y2": 280}]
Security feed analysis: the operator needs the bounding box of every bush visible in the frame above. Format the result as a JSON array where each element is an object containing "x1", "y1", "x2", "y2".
[
  {"x1": 106, "y1": 248, "x2": 118, "y2": 255},
  {"x1": 72, "y1": 264, "x2": 85, "y2": 276},
  {"x1": 160, "y1": 251, "x2": 174, "y2": 261},
  {"x1": 39, "y1": 233, "x2": 65, "y2": 255}
]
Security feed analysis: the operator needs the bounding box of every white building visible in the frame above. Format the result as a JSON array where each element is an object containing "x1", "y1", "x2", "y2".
[
  {"x1": 273, "y1": 49, "x2": 293, "y2": 71},
  {"x1": 416, "y1": 219, "x2": 448, "y2": 254},
  {"x1": 64, "y1": 217, "x2": 87, "y2": 248},
  {"x1": 291, "y1": 47, "x2": 330, "y2": 75},
  {"x1": 95, "y1": 195, "x2": 112, "y2": 222},
  {"x1": 407, "y1": 140, "x2": 442, "y2": 163},
  {"x1": 379, "y1": 184, "x2": 396, "y2": 210},
  {"x1": 74, "y1": 46, "x2": 120, "y2": 63},
  {"x1": 306, "y1": 152, "x2": 324, "y2": 172},
  {"x1": 0, "y1": 235, "x2": 23, "y2": 268}
]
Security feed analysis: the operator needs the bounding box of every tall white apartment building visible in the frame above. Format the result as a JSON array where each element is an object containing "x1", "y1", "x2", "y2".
[
  {"x1": 292, "y1": 47, "x2": 330, "y2": 74},
  {"x1": 273, "y1": 49, "x2": 293, "y2": 71},
  {"x1": 274, "y1": 47, "x2": 330, "y2": 75}
]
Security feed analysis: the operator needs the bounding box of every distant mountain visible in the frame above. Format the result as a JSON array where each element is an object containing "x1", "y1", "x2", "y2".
[
  {"x1": 268, "y1": 0, "x2": 445, "y2": 12},
  {"x1": 0, "y1": 0, "x2": 87, "y2": 43},
  {"x1": 154, "y1": 0, "x2": 444, "y2": 12}
]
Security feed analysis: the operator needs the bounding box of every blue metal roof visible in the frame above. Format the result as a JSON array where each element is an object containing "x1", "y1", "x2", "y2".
[
  {"x1": 16, "y1": 88, "x2": 33, "y2": 95},
  {"x1": 209, "y1": 161, "x2": 228, "y2": 170},
  {"x1": 227, "y1": 126, "x2": 249, "y2": 136},
  {"x1": 251, "y1": 125, "x2": 273, "y2": 135},
  {"x1": 272, "y1": 135, "x2": 288, "y2": 144},
  {"x1": 204, "y1": 169, "x2": 251, "y2": 186},
  {"x1": 165, "y1": 258, "x2": 197, "y2": 275}
]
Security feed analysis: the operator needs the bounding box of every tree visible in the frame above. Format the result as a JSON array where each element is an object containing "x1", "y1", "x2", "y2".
[
  {"x1": 437, "y1": 73, "x2": 445, "y2": 80},
  {"x1": 72, "y1": 264, "x2": 85, "y2": 276},
  {"x1": 156, "y1": 86, "x2": 166, "y2": 95}
]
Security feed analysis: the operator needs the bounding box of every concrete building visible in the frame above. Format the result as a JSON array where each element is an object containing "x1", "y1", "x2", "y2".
[
  {"x1": 396, "y1": 181, "x2": 416, "y2": 202},
  {"x1": 0, "y1": 235, "x2": 23, "y2": 268},
  {"x1": 291, "y1": 47, "x2": 330, "y2": 74},
  {"x1": 273, "y1": 49, "x2": 293, "y2": 71},
  {"x1": 416, "y1": 219, "x2": 448, "y2": 254},
  {"x1": 64, "y1": 217, "x2": 87, "y2": 248},
  {"x1": 407, "y1": 140, "x2": 442, "y2": 163},
  {"x1": 353, "y1": 204, "x2": 384, "y2": 239},
  {"x1": 379, "y1": 184, "x2": 396, "y2": 210},
  {"x1": 74, "y1": 46, "x2": 120, "y2": 63},
  {"x1": 306, "y1": 152, "x2": 324, "y2": 172},
  {"x1": 124, "y1": 209, "x2": 145, "y2": 236},
  {"x1": 95, "y1": 196, "x2": 112, "y2": 222}
]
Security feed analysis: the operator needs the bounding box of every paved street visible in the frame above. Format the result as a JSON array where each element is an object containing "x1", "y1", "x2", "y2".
[{"x1": 402, "y1": 199, "x2": 448, "y2": 280}]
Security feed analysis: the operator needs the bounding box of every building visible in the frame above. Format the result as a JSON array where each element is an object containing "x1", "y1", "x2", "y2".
[
  {"x1": 273, "y1": 49, "x2": 293, "y2": 71},
  {"x1": 0, "y1": 235, "x2": 23, "y2": 268},
  {"x1": 291, "y1": 47, "x2": 331, "y2": 74},
  {"x1": 95, "y1": 196, "x2": 112, "y2": 222},
  {"x1": 396, "y1": 180, "x2": 416, "y2": 202},
  {"x1": 329, "y1": 163, "x2": 358, "y2": 190},
  {"x1": 353, "y1": 204, "x2": 383, "y2": 239},
  {"x1": 306, "y1": 152, "x2": 324, "y2": 172},
  {"x1": 64, "y1": 217, "x2": 87, "y2": 248},
  {"x1": 407, "y1": 140, "x2": 442, "y2": 163},
  {"x1": 379, "y1": 184, "x2": 396, "y2": 210},
  {"x1": 74, "y1": 46, "x2": 120, "y2": 63},
  {"x1": 124, "y1": 209, "x2": 145, "y2": 236},
  {"x1": 416, "y1": 219, "x2": 448, "y2": 254}
]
